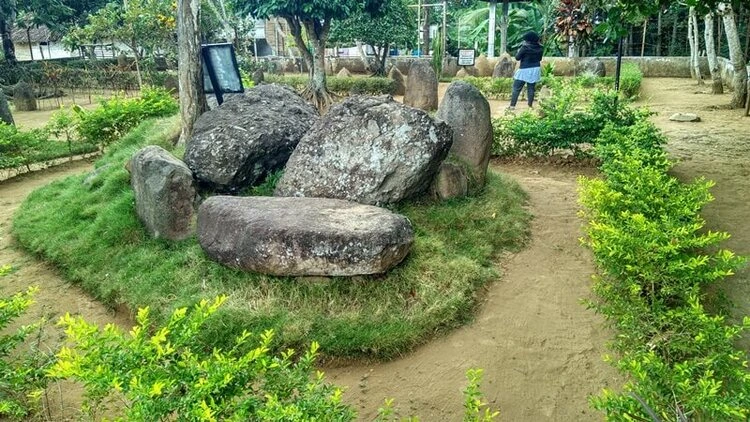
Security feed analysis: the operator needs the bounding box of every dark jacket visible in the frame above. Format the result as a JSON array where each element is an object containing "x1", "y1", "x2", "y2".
[{"x1": 515, "y1": 42, "x2": 543, "y2": 69}]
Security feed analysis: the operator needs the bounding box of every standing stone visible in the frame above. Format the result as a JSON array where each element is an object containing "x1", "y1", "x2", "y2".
[
  {"x1": 456, "y1": 68, "x2": 470, "y2": 78},
  {"x1": 404, "y1": 61, "x2": 438, "y2": 111},
  {"x1": 337, "y1": 67, "x2": 353, "y2": 78},
  {"x1": 275, "y1": 95, "x2": 453, "y2": 205},
  {"x1": 579, "y1": 58, "x2": 606, "y2": 77},
  {"x1": 388, "y1": 66, "x2": 407, "y2": 95},
  {"x1": 252, "y1": 69, "x2": 264, "y2": 85},
  {"x1": 197, "y1": 196, "x2": 415, "y2": 276},
  {"x1": 162, "y1": 74, "x2": 179, "y2": 94},
  {"x1": 13, "y1": 82, "x2": 36, "y2": 112},
  {"x1": 117, "y1": 53, "x2": 129, "y2": 70},
  {"x1": 475, "y1": 54, "x2": 493, "y2": 77},
  {"x1": 431, "y1": 162, "x2": 468, "y2": 200},
  {"x1": 436, "y1": 81, "x2": 493, "y2": 185},
  {"x1": 493, "y1": 53, "x2": 516, "y2": 78},
  {"x1": 129, "y1": 146, "x2": 197, "y2": 241},
  {"x1": 442, "y1": 56, "x2": 459, "y2": 78},
  {"x1": 184, "y1": 84, "x2": 318, "y2": 192},
  {"x1": 0, "y1": 92, "x2": 13, "y2": 125}
]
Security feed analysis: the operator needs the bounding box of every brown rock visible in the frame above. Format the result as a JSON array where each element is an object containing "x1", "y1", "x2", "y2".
[
  {"x1": 404, "y1": 61, "x2": 438, "y2": 111},
  {"x1": 431, "y1": 162, "x2": 468, "y2": 200},
  {"x1": 388, "y1": 66, "x2": 407, "y2": 96}
]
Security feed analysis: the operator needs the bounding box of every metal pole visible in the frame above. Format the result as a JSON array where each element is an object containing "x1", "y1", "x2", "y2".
[{"x1": 488, "y1": 0, "x2": 497, "y2": 57}]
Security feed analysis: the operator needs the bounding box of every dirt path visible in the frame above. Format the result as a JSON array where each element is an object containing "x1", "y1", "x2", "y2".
[
  {"x1": 636, "y1": 78, "x2": 750, "y2": 350},
  {"x1": 325, "y1": 164, "x2": 620, "y2": 421}
]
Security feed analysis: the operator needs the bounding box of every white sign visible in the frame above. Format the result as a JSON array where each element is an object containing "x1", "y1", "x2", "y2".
[{"x1": 458, "y1": 49, "x2": 476, "y2": 66}]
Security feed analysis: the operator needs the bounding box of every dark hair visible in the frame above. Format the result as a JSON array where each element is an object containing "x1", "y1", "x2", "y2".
[{"x1": 522, "y1": 31, "x2": 540, "y2": 43}]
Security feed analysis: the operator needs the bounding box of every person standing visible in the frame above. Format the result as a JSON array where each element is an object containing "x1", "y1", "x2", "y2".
[{"x1": 508, "y1": 31, "x2": 543, "y2": 110}]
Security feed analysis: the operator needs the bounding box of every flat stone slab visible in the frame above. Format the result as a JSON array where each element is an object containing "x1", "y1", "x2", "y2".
[
  {"x1": 197, "y1": 196, "x2": 414, "y2": 276},
  {"x1": 669, "y1": 112, "x2": 701, "y2": 122}
]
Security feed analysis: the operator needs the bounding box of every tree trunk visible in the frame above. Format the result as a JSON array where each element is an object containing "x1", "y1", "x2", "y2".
[
  {"x1": 301, "y1": 18, "x2": 332, "y2": 111},
  {"x1": 641, "y1": 19, "x2": 648, "y2": 56},
  {"x1": 26, "y1": 27, "x2": 33, "y2": 61},
  {"x1": 177, "y1": 0, "x2": 207, "y2": 146},
  {"x1": 705, "y1": 13, "x2": 724, "y2": 93},
  {"x1": 744, "y1": 15, "x2": 750, "y2": 60},
  {"x1": 657, "y1": 10, "x2": 663, "y2": 55},
  {"x1": 688, "y1": 7, "x2": 703, "y2": 84},
  {"x1": 669, "y1": 8, "x2": 679, "y2": 56},
  {"x1": 0, "y1": 17, "x2": 15, "y2": 64},
  {"x1": 722, "y1": 3, "x2": 748, "y2": 108},
  {"x1": 500, "y1": 0, "x2": 509, "y2": 55},
  {"x1": 0, "y1": 91, "x2": 13, "y2": 125}
]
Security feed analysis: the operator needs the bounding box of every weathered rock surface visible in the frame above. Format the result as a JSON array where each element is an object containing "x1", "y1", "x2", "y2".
[
  {"x1": 197, "y1": 196, "x2": 414, "y2": 276},
  {"x1": 184, "y1": 84, "x2": 318, "y2": 192},
  {"x1": 669, "y1": 112, "x2": 701, "y2": 122},
  {"x1": 436, "y1": 81, "x2": 493, "y2": 185},
  {"x1": 442, "y1": 56, "x2": 459, "y2": 78},
  {"x1": 579, "y1": 58, "x2": 606, "y2": 77},
  {"x1": 431, "y1": 162, "x2": 468, "y2": 200},
  {"x1": 130, "y1": 146, "x2": 197, "y2": 241},
  {"x1": 388, "y1": 66, "x2": 407, "y2": 96},
  {"x1": 13, "y1": 82, "x2": 36, "y2": 112},
  {"x1": 404, "y1": 61, "x2": 438, "y2": 111},
  {"x1": 337, "y1": 67, "x2": 353, "y2": 78},
  {"x1": 456, "y1": 68, "x2": 470, "y2": 78},
  {"x1": 252, "y1": 69, "x2": 264, "y2": 85},
  {"x1": 475, "y1": 54, "x2": 493, "y2": 77},
  {"x1": 0, "y1": 92, "x2": 13, "y2": 125},
  {"x1": 493, "y1": 54, "x2": 516, "y2": 78},
  {"x1": 275, "y1": 95, "x2": 453, "y2": 205}
]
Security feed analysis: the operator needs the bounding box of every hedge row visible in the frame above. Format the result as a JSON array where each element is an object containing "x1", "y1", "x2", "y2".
[{"x1": 579, "y1": 118, "x2": 750, "y2": 419}]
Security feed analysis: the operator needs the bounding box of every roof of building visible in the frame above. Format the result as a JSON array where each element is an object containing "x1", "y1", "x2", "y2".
[{"x1": 11, "y1": 25, "x2": 60, "y2": 43}]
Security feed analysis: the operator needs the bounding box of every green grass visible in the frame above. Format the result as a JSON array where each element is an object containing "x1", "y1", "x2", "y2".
[{"x1": 12, "y1": 116, "x2": 531, "y2": 359}]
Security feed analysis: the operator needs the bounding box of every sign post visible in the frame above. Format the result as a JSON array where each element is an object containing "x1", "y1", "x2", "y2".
[
  {"x1": 458, "y1": 49, "x2": 476, "y2": 67},
  {"x1": 201, "y1": 43, "x2": 244, "y2": 106}
]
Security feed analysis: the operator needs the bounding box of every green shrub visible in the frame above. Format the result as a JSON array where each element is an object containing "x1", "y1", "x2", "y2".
[
  {"x1": 49, "y1": 296, "x2": 356, "y2": 421},
  {"x1": 75, "y1": 86, "x2": 178, "y2": 147},
  {"x1": 459, "y1": 77, "x2": 514, "y2": 99},
  {"x1": 578, "y1": 111, "x2": 750, "y2": 420},
  {"x1": 0, "y1": 286, "x2": 53, "y2": 420},
  {"x1": 0, "y1": 123, "x2": 46, "y2": 169},
  {"x1": 618, "y1": 62, "x2": 643, "y2": 99}
]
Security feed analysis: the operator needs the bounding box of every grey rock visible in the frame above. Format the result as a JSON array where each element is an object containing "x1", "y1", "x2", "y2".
[
  {"x1": 13, "y1": 82, "x2": 36, "y2": 112},
  {"x1": 388, "y1": 66, "x2": 406, "y2": 96},
  {"x1": 184, "y1": 84, "x2": 318, "y2": 192},
  {"x1": 275, "y1": 95, "x2": 453, "y2": 205},
  {"x1": 431, "y1": 162, "x2": 468, "y2": 200},
  {"x1": 669, "y1": 112, "x2": 701, "y2": 122},
  {"x1": 442, "y1": 56, "x2": 459, "y2": 78},
  {"x1": 252, "y1": 69, "x2": 264, "y2": 85},
  {"x1": 493, "y1": 54, "x2": 516, "y2": 78},
  {"x1": 579, "y1": 58, "x2": 606, "y2": 77},
  {"x1": 162, "y1": 74, "x2": 179, "y2": 94},
  {"x1": 130, "y1": 146, "x2": 197, "y2": 241},
  {"x1": 0, "y1": 91, "x2": 13, "y2": 125},
  {"x1": 436, "y1": 81, "x2": 493, "y2": 185},
  {"x1": 197, "y1": 196, "x2": 414, "y2": 276},
  {"x1": 404, "y1": 61, "x2": 438, "y2": 111}
]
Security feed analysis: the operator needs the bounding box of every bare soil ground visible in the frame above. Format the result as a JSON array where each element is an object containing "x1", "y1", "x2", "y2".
[{"x1": 1, "y1": 78, "x2": 747, "y2": 420}]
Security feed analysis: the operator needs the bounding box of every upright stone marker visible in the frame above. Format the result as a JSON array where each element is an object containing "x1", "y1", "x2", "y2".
[
  {"x1": 493, "y1": 53, "x2": 515, "y2": 78},
  {"x1": 0, "y1": 92, "x2": 13, "y2": 125},
  {"x1": 404, "y1": 61, "x2": 438, "y2": 111},
  {"x1": 436, "y1": 81, "x2": 493, "y2": 185},
  {"x1": 388, "y1": 66, "x2": 407, "y2": 96},
  {"x1": 130, "y1": 146, "x2": 197, "y2": 241},
  {"x1": 13, "y1": 82, "x2": 36, "y2": 112}
]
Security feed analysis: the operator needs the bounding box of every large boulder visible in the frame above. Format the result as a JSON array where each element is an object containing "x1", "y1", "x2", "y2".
[
  {"x1": 0, "y1": 92, "x2": 13, "y2": 125},
  {"x1": 493, "y1": 53, "x2": 516, "y2": 78},
  {"x1": 436, "y1": 81, "x2": 493, "y2": 185},
  {"x1": 13, "y1": 82, "x2": 36, "y2": 112},
  {"x1": 275, "y1": 95, "x2": 453, "y2": 206},
  {"x1": 579, "y1": 58, "x2": 606, "y2": 77},
  {"x1": 184, "y1": 84, "x2": 318, "y2": 193},
  {"x1": 388, "y1": 66, "x2": 407, "y2": 96},
  {"x1": 197, "y1": 196, "x2": 414, "y2": 276},
  {"x1": 129, "y1": 146, "x2": 197, "y2": 241},
  {"x1": 475, "y1": 54, "x2": 493, "y2": 77},
  {"x1": 431, "y1": 162, "x2": 468, "y2": 201},
  {"x1": 404, "y1": 61, "x2": 438, "y2": 111}
]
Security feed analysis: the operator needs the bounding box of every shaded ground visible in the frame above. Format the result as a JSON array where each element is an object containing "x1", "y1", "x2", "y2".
[{"x1": 1, "y1": 78, "x2": 747, "y2": 420}]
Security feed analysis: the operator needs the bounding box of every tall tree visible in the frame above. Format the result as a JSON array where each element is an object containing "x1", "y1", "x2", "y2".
[
  {"x1": 15, "y1": 0, "x2": 73, "y2": 60},
  {"x1": 688, "y1": 6, "x2": 703, "y2": 83},
  {"x1": 0, "y1": 0, "x2": 17, "y2": 63},
  {"x1": 330, "y1": 0, "x2": 415, "y2": 76},
  {"x1": 720, "y1": 2, "x2": 748, "y2": 108},
  {"x1": 705, "y1": 12, "x2": 724, "y2": 93},
  {"x1": 177, "y1": 0, "x2": 207, "y2": 146},
  {"x1": 236, "y1": 0, "x2": 385, "y2": 109}
]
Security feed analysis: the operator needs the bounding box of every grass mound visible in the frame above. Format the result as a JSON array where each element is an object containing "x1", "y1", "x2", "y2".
[{"x1": 13, "y1": 116, "x2": 531, "y2": 359}]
